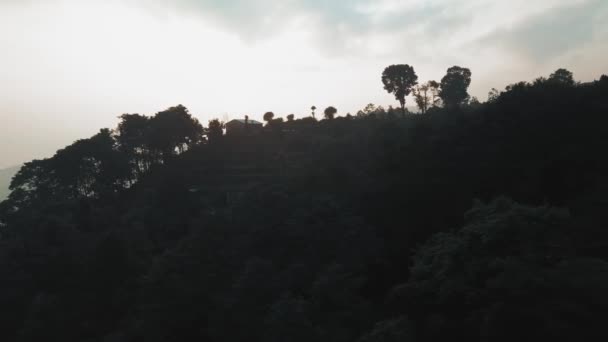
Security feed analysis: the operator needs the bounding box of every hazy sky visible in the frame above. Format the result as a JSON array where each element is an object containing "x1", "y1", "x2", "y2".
[{"x1": 1, "y1": 0, "x2": 607, "y2": 168}]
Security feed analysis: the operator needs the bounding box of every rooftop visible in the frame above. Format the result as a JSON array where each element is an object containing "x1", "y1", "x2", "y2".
[{"x1": 228, "y1": 119, "x2": 263, "y2": 125}]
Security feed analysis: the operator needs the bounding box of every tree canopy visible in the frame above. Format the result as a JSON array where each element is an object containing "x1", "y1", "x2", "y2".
[
  {"x1": 439, "y1": 66, "x2": 472, "y2": 108},
  {"x1": 263, "y1": 111, "x2": 275, "y2": 122},
  {"x1": 324, "y1": 106, "x2": 337, "y2": 120},
  {"x1": 382, "y1": 64, "x2": 418, "y2": 114},
  {"x1": 413, "y1": 81, "x2": 440, "y2": 114},
  {"x1": 548, "y1": 68, "x2": 575, "y2": 86}
]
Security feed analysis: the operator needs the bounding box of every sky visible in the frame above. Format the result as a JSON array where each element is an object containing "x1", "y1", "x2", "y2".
[{"x1": 0, "y1": 0, "x2": 607, "y2": 168}]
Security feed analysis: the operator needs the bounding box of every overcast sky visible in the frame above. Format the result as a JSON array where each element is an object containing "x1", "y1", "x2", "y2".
[{"x1": 0, "y1": 0, "x2": 607, "y2": 168}]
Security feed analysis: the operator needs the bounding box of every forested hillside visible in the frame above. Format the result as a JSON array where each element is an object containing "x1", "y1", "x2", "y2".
[{"x1": 1, "y1": 69, "x2": 608, "y2": 342}]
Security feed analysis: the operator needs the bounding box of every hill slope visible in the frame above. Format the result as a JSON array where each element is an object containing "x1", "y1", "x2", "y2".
[{"x1": 0, "y1": 74, "x2": 608, "y2": 341}]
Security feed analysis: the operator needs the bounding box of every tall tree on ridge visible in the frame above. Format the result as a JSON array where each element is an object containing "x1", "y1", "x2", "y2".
[
  {"x1": 439, "y1": 66, "x2": 472, "y2": 108},
  {"x1": 263, "y1": 112, "x2": 275, "y2": 124},
  {"x1": 382, "y1": 64, "x2": 418, "y2": 116},
  {"x1": 324, "y1": 106, "x2": 337, "y2": 120},
  {"x1": 548, "y1": 68, "x2": 575, "y2": 86}
]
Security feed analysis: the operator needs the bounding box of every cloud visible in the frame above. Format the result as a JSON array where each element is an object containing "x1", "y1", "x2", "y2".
[
  {"x1": 7, "y1": 0, "x2": 599, "y2": 61},
  {"x1": 128, "y1": 1, "x2": 361, "y2": 36},
  {"x1": 125, "y1": 0, "x2": 481, "y2": 55},
  {"x1": 478, "y1": 0, "x2": 607, "y2": 63},
  {"x1": 124, "y1": 0, "x2": 602, "y2": 64},
  {"x1": 124, "y1": 0, "x2": 373, "y2": 55}
]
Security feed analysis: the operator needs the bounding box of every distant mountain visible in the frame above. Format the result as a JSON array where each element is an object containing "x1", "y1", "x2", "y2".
[{"x1": 0, "y1": 166, "x2": 19, "y2": 201}]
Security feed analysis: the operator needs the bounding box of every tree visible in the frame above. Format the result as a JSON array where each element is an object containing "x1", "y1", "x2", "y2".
[
  {"x1": 7, "y1": 129, "x2": 130, "y2": 204},
  {"x1": 116, "y1": 113, "x2": 152, "y2": 178},
  {"x1": 263, "y1": 112, "x2": 275, "y2": 123},
  {"x1": 311, "y1": 106, "x2": 317, "y2": 119},
  {"x1": 286, "y1": 114, "x2": 295, "y2": 122},
  {"x1": 324, "y1": 106, "x2": 337, "y2": 120},
  {"x1": 533, "y1": 76, "x2": 548, "y2": 86},
  {"x1": 548, "y1": 68, "x2": 575, "y2": 86},
  {"x1": 363, "y1": 103, "x2": 377, "y2": 115},
  {"x1": 147, "y1": 105, "x2": 203, "y2": 160},
  {"x1": 382, "y1": 64, "x2": 418, "y2": 115},
  {"x1": 487, "y1": 88, "x2": 500, "y2": 102},
  {"x1": 116, "y1": 114, "x2": 150, "y2": 151},
  {"x1": 206, "y1": 119, "x2": 224, "y2": 144},
  {"x1": 392, "y1": 198, "x2": 608, "y2": 341},
  {"x1": 428, "y1": 80, "x2": 441, "y2": 107},
  {"x1": 439, "y1": 66, "x2": 472, "y2": 108},
  {"x1": 413, "y1": 81, "x2": 440, "y2": 114}
]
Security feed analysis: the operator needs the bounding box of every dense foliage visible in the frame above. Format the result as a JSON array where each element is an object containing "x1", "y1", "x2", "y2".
[{"x1": 1, "y1": 70, "x2": 607, "y2": 341}]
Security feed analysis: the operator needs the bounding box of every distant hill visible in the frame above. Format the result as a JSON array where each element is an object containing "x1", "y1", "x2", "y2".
[
  {"x1": 0, "y1": 166, "x2": 18, "y2": 201},
  {"x1": 1, "y1": 73, "x2": 608, "y2": 341}
]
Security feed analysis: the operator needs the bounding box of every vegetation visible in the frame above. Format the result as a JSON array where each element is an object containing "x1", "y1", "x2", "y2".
[
  {"x1": 381, "y1": 64, "x2": 418, "y2": 114},
  {"x1": 1, "y1": 67, "x2": 608, "y2": 341},
  {"x1": 413, "y1": 80, "x2": 440, "y2": 114},
  {"x1": 324, "y1": 106, "x2": 337, "y2": 120},
  {"x1": 263, "y1": 111, "x2": 275, "y2": 123},
  {"x1": 439, "y1": 66, "x2": 472, "y2": 108}
]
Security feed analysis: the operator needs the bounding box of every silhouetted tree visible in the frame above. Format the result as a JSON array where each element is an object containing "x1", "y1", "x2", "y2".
[
  {"x1": 7, "y1": 129, "x2": 130, "y2": 203},
  {"x1": 363, "y1": 104, "x2": 376, "y2": 115},
  {"x1": 116, "y1": 113, "x2": 152, "y2": 178},
  {"x1": 324, "y1": 106, "x2": 337, "y2": 120},
  {"x1": 311, "y1": 106, "x2": 317, "y2": 119},
  {"x1": 488, "y1": 88, "x2": 500, "y2": 102},
  {"x1": 382, "y1": 64, "x2": 418, "y2": 115},
  {"x1": 287, "y1": 114, "x2": 295, "y2": 122},
  {"x1": 413, "y1": 82, "x2": 439, "y2": 114},
  {"x1": 147, "y1": 105, "x2": 203, "y2": 160},
  {"x1": 439, "y1": 66, "x2": 472, "y2": 108},
  {"x1": 263, "y1": 112, "x2": 275, "y2": 123},
  {"x1": 207, "y1": 119, "x2": 224, "y2": 144},
  {"x1": 414, "y1": 84, "x2": 429, "y2": 114},
  {"x1": 533, "y1": 76, "x2": 548, "y2": 86},
  {"x1": 548, "y1": 68, "x2": 575, "y2": 86}
]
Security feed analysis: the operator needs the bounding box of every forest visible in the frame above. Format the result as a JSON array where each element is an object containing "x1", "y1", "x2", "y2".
[{"x1": 1, "y1": 66, "x2": 608, "y2": 342}]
